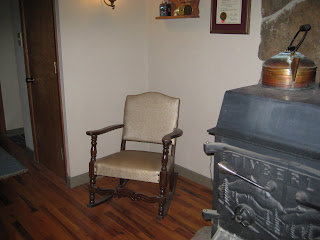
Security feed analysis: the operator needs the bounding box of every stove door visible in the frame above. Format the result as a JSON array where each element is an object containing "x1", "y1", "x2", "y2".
[{"x1": 204, "y1": 142, "x2": 320, "y2": 240}]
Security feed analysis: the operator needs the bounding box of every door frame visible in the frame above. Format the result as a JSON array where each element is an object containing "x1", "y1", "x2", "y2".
[
  {"x1": 0, "y1": 83, "x2": 7, "y2": 135},
  {"x1": 19, "y1": 0, "x2": 68, "y2": 180}
]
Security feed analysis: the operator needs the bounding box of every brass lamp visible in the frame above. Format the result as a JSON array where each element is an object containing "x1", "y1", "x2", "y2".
[{"x1": 104, "y1": 0, "x2": 116, "y2": 9}]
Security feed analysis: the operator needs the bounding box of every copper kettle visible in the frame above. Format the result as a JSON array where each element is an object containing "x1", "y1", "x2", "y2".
[{"x1": 261, "y1": 24, "x2": 317, "y2": 90}]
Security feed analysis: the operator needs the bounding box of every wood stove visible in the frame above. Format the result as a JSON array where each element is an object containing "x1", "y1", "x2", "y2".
[{"x1": 203, "y1": 84, "x2": 320, "y2": 240}]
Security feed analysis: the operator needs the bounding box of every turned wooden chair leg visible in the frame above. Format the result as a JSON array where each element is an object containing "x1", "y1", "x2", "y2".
[
  {"x1": 158, "y1": 194, "x2": 166, "y2": 219},
  {"x1": 88, "y1": 174, "x2": 96, "y2": 206},
  {"x1": 158, "y1": 176, "x2": 164, "y2": 218},
  {"x1": 88, "y1": 134, "x2": 97, "y2": 207},
  {"x1": 158, "y1": 171, "x2": 178, "y2": 219},
  {"x1": 158, "y1": 169, "x2": 167, "y2": 219}
]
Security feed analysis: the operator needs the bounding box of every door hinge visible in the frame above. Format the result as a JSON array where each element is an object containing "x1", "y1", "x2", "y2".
[
  {"x1": 61, "y1": 148, "x2": 64, "y2": 161},
  {"x1": 17, "y1": 33, "x2": 23, "y2": 47},
  {"x1": 54, "y1": 61, "x2": 57, "y2": 74},
  {"x1": 26, "y1": 77, "x2": 35, "y2": 83}
]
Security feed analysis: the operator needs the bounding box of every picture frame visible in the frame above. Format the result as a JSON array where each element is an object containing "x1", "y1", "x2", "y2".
[{"x1": 210, "y1": 0, "x2": 251, "y2": 34}]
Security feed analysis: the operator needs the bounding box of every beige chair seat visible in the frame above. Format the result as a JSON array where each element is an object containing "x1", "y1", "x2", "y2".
[{"x1": 95, "y1": 150, "x2": 174, "y2": 183}]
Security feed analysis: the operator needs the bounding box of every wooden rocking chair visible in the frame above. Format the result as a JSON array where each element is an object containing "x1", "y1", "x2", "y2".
[{"x1": 86, "y1": 92, "x2": 183, "y2": 219}]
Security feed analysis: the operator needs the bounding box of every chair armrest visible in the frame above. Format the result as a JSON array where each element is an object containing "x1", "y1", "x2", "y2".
[
  {"x1": 162, "y1": 128, "x2": 183, "y2": 145},
  {"x1": 86, "y1": 124, "x2": 124, "y2": 136}
]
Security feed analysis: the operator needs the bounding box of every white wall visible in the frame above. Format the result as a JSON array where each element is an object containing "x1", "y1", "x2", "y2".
[
  {"x1": 57, "y1": 0, "x2": 148, "y2": 177},
  {"x1": 0, "y1": 0, "x2": 24, "y2": 131},
  {"x1": 146, "y1": 0, "x2": 262, "y2": 178},
  {"x1": 57, "y1": 0, "x2": 263, "y2": 180}
]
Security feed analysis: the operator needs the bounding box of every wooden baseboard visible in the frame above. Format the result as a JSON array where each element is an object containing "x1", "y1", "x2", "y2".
[
  {"x1": 66, "y1": 164, "x2": 213, "y2": 189},
  {"x1": 66, "y1": 172, "x2": 90, "y2": 188},
  {"x1": 175, "y1": 165, "x2": 213, "y2": 189},
  {"x1": 24, "y1": 147, "x2": 34, "y2": 160},
  {"x1": 6, "y1": 128, "x2": 24, "y2": 137}
]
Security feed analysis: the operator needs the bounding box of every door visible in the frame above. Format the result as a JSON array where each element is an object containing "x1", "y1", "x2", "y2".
[{"x1": 20, "y1": 0, "x2": 66, "y2": 179}]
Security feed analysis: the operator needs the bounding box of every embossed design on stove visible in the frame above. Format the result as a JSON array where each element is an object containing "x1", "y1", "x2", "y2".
[{"x1": 218, "y1": 150, "x2": 320, "y2": 240}]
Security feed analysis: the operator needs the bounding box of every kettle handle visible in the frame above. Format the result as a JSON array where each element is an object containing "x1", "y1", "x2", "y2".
[{"x1": 287, "y1": 24, "x2": 311, "y2": 53}]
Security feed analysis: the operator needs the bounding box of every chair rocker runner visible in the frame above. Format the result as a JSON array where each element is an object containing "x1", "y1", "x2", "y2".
[{"x1": 86, "y1": 92, "x2": 183, "y2": 219}]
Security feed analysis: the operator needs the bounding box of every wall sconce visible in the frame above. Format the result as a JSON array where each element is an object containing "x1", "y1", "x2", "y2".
[{"x1": 104, "y1": 0, "x2": 116, "y2": 9}]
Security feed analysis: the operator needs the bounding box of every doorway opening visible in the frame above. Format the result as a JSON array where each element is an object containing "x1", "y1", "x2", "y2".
[{"x1": 0, "y1": 0, "x2": 33, "y2": 154}]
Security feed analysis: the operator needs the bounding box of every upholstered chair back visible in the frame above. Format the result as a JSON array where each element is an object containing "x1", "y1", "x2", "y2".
[{"x1": 122, "y1": 92, "x2": 180, "y2": 144}]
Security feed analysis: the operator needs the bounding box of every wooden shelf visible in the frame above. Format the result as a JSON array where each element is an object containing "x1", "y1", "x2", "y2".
[
  {"x1": 156, "y1": 0, "x2": 200, "y2": 20},
  {"x1": 156, "y1": 15, "x2": 199, "y2": 19}
]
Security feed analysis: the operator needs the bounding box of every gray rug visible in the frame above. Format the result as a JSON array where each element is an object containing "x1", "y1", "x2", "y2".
[
  {"x1": 191, "y1": 226, "x2": 211, "y2": 240},
  {"x1": 0, "y1": 147, "x2": 27, "y2": 180},
  {"x1": 191, "y1": 226, "x2": 243, "y2": 240}
]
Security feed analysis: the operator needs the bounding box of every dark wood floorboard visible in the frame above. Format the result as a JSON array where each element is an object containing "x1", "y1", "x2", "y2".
[{"x1": 0, "y1": 136, "x2": 212, "y2": 240}]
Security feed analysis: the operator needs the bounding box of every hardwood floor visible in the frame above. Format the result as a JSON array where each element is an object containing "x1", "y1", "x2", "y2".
[{"x1": 0, "y1": 136, "x2": 212, "y2": 240}]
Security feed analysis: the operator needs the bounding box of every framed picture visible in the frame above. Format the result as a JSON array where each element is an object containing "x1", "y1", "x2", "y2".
[{"x1": 210, "y1": 0, "x2": 251, "y2": 34}]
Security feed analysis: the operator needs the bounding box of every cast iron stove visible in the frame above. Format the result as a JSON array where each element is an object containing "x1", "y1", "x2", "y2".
[{"x1": 203, "y1": 84, "x2": 320, "y2": 240}]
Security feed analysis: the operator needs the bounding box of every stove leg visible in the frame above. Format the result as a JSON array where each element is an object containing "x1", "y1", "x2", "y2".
[{"x1": 202, "y1": 209, "x2": 220, "y2": 238}]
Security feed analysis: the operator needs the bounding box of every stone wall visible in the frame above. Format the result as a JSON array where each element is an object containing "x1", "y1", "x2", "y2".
[{"x1": 259, "y1": 0, "x2": 320, "y2": 83}]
